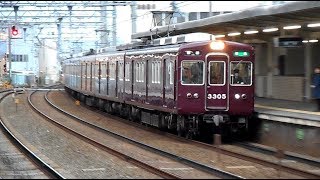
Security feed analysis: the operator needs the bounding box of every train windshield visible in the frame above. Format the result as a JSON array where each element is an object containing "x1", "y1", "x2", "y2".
[
  {"x1": 230, "y1": 61, "x2": 253, "y2": 86},
  {"x1": 181, "y1": 61, "x2": 204, "y2": 85}
]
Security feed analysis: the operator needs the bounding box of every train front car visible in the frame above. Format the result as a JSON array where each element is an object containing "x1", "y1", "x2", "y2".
[{"x1": 176, "y1": 40, "x2": 255, "y2": 139}]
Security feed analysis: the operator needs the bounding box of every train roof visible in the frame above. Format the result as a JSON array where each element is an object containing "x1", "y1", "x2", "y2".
[{"x1": 64, "y1": 33, "x2": 253, "y2": 63}]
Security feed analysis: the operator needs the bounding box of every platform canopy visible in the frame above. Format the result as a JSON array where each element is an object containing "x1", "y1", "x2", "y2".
[{"x1": 132, "y1": 1, "x2": 320, "y2": 41}]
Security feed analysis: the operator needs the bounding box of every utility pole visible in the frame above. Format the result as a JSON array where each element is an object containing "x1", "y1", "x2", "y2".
[
  {"x1": 8, "y1": 26, "x2": 12, "y2": 80},
  {"x1": 209, "y1": 1, "x2": 213, "y2": 17},
  {"x1": 131, "y1": 1, "x2": 137, "y2": 34},
  {"x1": 57, "y1": 17, "x2": 62, "y2": 73},
  {"x1": 112, "y1": 2, "x2": 117, "y2": 46},
  {"x1": 8, "y1": 6, "x2": 19, "y2": 80},
  {"x1": 68, "y1": 5, "x2": 72, "y2": 55},
  {"x1": 171, "y1": 1, "x2": 178, "y2": 24},
  {"x1": 100, "y1": 1, "x2": 108, "y2": 48}
]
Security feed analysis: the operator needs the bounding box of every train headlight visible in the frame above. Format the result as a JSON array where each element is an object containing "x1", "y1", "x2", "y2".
[
  {"x1": 187, "y1": 93, "x2": 192, "y2": 98},
  {"x1": 241, "y1": 94, "x2": 247, "y2": 99},
  {"x1": 193, "y1": 93, "x2": 199, "y2": 99},
  {"x1": 210, "y1": 41, "x2": 225, "y2": 50},
  {"x1": 235, "y1": 94, "x2": 240, "y2": 99}
]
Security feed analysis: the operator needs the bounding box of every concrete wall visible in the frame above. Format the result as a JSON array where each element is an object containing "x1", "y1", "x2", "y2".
[
  {"x1": 312, "y1": 44, "x2": 320, "y2": 68},
  {"x1": 253, "y1": 41, "x2": 320, "y2": 101},
  {"x1": 254, "y1": 44, "x2": 268, "y2": 76},
  {"x1": 286, "y1": 47, "x2": 305, "y2": 76},
  {"x1": 256, "y1": 119, "x2": 320, "y2": 157}
]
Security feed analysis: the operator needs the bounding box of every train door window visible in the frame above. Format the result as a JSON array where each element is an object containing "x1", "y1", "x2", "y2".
[
  {"x1": 155, "y1": 62, "x2": 158, "y2": 83},
  {"x1": 135, "y1": 62, "x2": 139, "y2": 82},
  {"x1": 90, "y1": 62, "x2": 93, "y2": 91},
  {"x1": 156, "y1": 61, "x2": 161, "y2": 84},
  {"x1": 119, "y1": 62, "x2": 124, "y2": 81},
  {"x1": 181, "y1": 61, "x2": 204, "y2": 85},
  {"x1": 98, "y1": 62, "x2": 101, "y2": 79},
  {"x1": 230, "y1": 61, "x2": 253, "y2": 86},
  {"x1": 81, "y1": 63, "x2": 83, "y2": 89},
  {"x1": 101, "y1": 63, "x2": 106, "y2": 78},
  {"x1": 168, "y1": 61, "x2": 174, "y2": 85},
  {"x1": 95, "y1": 63, "x2": 98, "y2": 78},
  {"x1": 151, "y1": 62, "x2": 155, "y2": 83},
  {"x1": 125, "y1": 62, "x2": 130, "y2": 81},
  {"x1": 209, "y1": 61, "x2": 225, "y2": 85},
  {"x1": 141, "y1": 62, "x2": 145, "y2": 83},
  {"x1": 135, "y1": 61, "x2": 145, "y2": 83},
  {"x1": 131, "y1": 60, "x2": 134, "y2": 83},
  {"x1": 106, "y1": 61, "x2": 109, "y2": 80},
  {"x1": 152, "y1": 61, "x2": 161, "y2": 84},
  {"x1": 110, "y1": 62, "x2": 116, "y2": 80},
  {"x1": 86, "y1": 63, "x2": 90, "y2": 78}
]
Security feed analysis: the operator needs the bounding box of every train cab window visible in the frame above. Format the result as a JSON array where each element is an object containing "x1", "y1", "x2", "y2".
[
  {"x1": 230, "y1": 61, "x2": 252, "y2": 86},
  {"x1": 181, "y1": 61, "x2": 204, "y2": 85},
  {"x1": 209, "y1": 61, "x2": 225, "y2": 85}
]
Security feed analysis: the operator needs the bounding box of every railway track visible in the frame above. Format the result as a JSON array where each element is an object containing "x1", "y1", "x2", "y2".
[
  {"x1": 29, "y1": 89, "x2": 238, "y2": 179},
  {"x1": 49, "y1": 89, "x2": 320, "y2": 179},
  {"x1": 1, "y1": 86, "x2": 163, "y2": 178},
  {"x1": 0, "y1": 90, "x2": 65, "y2": 179},
  {"x1": 2, "y1": 86, "x2": 319, "y2": 179}
]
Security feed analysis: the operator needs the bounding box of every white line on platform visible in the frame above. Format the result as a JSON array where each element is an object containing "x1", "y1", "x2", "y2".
[
  {"x1": 160, "y1": 167, "x2": 193, "y2": 171},
  {"x1": 14, "y1": 88, "x2": 65, "y2": 91},
  {"x1": 255, "y1": 104, "x2": 320, "y2": 115},
  {"x1": 225, "y1": 166, "x2": 255, "y2": 169},
  {"x1": 82, "y1": 168, "x2": 106, "y2": 172}
]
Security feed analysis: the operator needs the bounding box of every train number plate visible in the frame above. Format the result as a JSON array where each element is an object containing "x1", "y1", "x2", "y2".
[{"x1": 207, "y1": 93, "x2": 226, "y2": 99}]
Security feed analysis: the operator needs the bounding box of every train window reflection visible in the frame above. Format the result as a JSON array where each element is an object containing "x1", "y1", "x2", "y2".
[
  {"x1": 209, "y1": 61, "x2": 225, "y2": 85},
  {"x1": 181, "y1": 61, "x2": 204, "y2": 85},
  {"x1": 230, "y1": 61, "x2": 252, "y2": 86}
]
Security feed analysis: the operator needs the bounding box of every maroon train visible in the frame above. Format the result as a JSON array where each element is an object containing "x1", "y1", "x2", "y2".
[{"x1": 63, "y1": 34, "x2": 255, "y2": 139}]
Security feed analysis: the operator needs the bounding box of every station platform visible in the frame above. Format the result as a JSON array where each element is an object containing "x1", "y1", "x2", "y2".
[{"x1": 254, "y1": 97, "x2": 320, "y2": 127}]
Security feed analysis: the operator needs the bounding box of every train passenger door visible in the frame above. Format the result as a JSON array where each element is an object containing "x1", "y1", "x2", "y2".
[
  {"x1": 205, "y1": 54, "x2": 229, "y2": 111},
  {"x1": 163, "y1": 56, "x2": 175, "y2": 108}
]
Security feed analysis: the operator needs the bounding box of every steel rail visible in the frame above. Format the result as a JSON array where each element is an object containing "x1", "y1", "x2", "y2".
[{"x1": 0, "y1": 90, "x2": 65, "y2": 179}]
